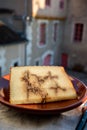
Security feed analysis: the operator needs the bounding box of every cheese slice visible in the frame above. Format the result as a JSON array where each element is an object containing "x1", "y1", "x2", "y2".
[{"x1": 10, "y1": 66, "x2": 77, "y2": 104}]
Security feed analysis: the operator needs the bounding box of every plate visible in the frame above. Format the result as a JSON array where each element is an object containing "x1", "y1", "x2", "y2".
[{"x1": 0, "y1": 75, "x2": 87, "y2": 115}]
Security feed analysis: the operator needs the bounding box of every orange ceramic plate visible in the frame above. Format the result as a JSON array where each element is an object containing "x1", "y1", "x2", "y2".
[{"x1": 0, "y1": 74, "x2": 87, "y2": 115}]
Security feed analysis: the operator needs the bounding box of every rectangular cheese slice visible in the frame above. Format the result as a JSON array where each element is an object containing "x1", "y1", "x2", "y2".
[{"x1": 10, "y1": 66, "x2": 77, "y2": 104}]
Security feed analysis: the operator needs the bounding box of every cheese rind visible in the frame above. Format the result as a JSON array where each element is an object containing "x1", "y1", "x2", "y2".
[{"x1": 10, "y1": 66, "x2": 77, "y2": 104}]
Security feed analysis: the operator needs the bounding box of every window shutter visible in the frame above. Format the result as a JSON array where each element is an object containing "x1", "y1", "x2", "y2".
[
  {"x1": 59, "y1": 0, "x2": 64, "y2": 9},
  {"x1": 74, "y1": 23, "x2": 83, "y2": 42},
  {"x1": 40, "y1": 23, "x2": 46, "y2": 45},
  {"x1": 54, "y1": 23, "x2": 58, "y2": 42},
  {"x1": 45, "y1": 0, "x2": 51, "y2": 6}
]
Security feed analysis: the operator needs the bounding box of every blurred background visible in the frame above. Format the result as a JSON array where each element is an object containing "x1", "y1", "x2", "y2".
[{"x1": 0, "y1": 0, "x2": 87, "y2": 76}]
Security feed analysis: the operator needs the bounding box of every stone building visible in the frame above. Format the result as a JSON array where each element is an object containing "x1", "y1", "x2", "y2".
[
  {"x1": 62, "y1": 0, "x2": 87, "y2": 72},
  {"x1": 0, "y1": 0, "x2": 68, "y2": 75},
  {"x1": 0, "y1": 0, "x2": 87, "y2": 75},
  {"x1": 25, "y1": 0, "x2": 67, "y2": 66},
  {"x1": 0, "y1": 21, "x2": 26, "y2": 75}
]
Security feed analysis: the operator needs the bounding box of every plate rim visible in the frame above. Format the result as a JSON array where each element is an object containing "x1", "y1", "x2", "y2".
[{"x1": 0, "y1": 75, "x2": 87, "y2": 114}]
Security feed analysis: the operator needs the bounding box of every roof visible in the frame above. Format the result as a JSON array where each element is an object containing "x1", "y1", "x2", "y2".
[
  {"x1": 0, "y1": 21, "x2": 26, "y2": 44},
  {"x1": 0, "y1": 8, "x2": 14, "y2": 14}
]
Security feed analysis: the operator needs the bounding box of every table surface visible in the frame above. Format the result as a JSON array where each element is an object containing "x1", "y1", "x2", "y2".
[
  {"x1": 0, "y1": 74, "x2": 87, "y2": 130},
  {"x1": 0, "y1": 103, "x2": 87, "y2": 130}
]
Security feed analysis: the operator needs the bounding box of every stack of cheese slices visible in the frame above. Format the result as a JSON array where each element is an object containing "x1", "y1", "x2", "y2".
[{"x1": 9, "y1": 66, "x2": 77, "y2": 104}]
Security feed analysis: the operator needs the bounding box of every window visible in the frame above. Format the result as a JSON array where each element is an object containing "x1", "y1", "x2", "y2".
[
  {"x1": 39, "y1": 23, "x2": 46, "y2": 45},
  {"x1": 45, "y1": 0, "x2": 51, "y2": 6},
  {"x1": 35, "y1": 61, "x2": 39, "y2": 66},
  {"x1": 14, "y1": 62, "x2": 18, "y2": 67},
  {"x1": 74, "y1": 23, "x2": 84, "y2": 42},
  {"x1": 37, "y1": 20, "x2": 48, "y2": 47},
  {"x1": 35, "y1": 60, "x2": 39, "y2": 66},
  {"x1": 59, "y1": 0, "x2": 64, "y2": 9},
  {"x1": 0, "y1": 66, "x2": 1, "y2": 76},
  {"x1": 53, "y1": 23, "x2": 58, "y2": 42}
]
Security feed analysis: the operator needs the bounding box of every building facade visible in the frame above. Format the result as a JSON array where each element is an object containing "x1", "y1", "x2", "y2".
[
  {"x1": 0, "y1": 21, "x2": 26, "y2": 75},
  {"x1": 0, "y1": 0, "x2": 68, "y2": 70},
  {"x1": 62, "y1": 0, "x2": 87, "y2": 72},
  {"x1": 0, "y1": 0, "x2": 87, "y2": 74},
  {"x1": 25, "y1": 0, "x2": 68, "y2": 66}
]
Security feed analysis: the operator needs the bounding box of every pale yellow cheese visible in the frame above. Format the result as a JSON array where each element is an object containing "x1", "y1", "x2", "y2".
[{"x1": 10, "y1": 66, "x2": 77, "y2": 104}]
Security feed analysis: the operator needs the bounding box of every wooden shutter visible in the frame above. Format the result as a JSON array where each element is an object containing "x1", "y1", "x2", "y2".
[
  {"x1": 40, "y1": 23, "x2": 46, "y2": 45},
  {"x1": 59, "y1": 0, "x2": 64, "y2": 9},
  {"x1": 61, "y1": 53, "x2": 68, "y2": 68},
  {"x1": 54, "y1": 23, "x2": 58, "y2": 42},
  {"x1": 74, "y1": 23, "x2": 83, "y2": 42},
  {"x1": 45, "y1": 0, "x2": 51, "y2": 6}
]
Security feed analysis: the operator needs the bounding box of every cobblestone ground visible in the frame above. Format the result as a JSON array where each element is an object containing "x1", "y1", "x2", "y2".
[{"x1": 66, "y1": 69, "x2": 87, "y2": 86}]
